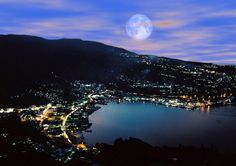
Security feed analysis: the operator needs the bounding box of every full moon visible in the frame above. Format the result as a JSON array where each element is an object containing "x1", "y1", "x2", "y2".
[{"x1": 126, "y1": 14, "x2": 153, "y2": 40}]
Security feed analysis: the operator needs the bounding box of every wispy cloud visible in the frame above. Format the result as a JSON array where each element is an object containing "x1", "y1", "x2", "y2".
[
  {"x1": 207, "y1": 10, "x2": 236, "y2": 18},
  {"x1": 0, "y1": 0, "x2": 91, "y2": 12},
  {"x1": 153, "y1": 19, "x2": 188, "y2": 29}
]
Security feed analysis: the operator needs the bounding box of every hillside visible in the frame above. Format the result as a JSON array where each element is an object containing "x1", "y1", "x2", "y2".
[{"x1": 0, "y1": 34, "x2": 235, "y2": 107}]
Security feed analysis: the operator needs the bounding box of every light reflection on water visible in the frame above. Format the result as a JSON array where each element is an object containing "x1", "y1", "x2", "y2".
[{"x1": 84, "y1": 102, "x2": 236, "y2": 150}]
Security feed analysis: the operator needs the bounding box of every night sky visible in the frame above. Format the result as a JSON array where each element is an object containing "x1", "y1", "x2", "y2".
[{"x1": 1, "y1": 0, "x2": 236, "y2": 64}]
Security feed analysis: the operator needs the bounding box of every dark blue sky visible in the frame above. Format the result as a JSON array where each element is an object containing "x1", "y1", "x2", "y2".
[{"x1": 1, "y1": 0, "x2": 236, "y2": 64}]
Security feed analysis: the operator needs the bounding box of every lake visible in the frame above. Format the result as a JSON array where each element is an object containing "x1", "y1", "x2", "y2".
[{"x1": 84, "y1": 102, "x2": 236, "y2": 150}]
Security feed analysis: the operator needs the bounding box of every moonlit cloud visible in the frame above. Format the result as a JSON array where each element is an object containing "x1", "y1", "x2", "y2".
[
  {"x1": 153, "y1": 20, "x2": 188, "y2": 29},
  {"x1": 0, "y1": 0, "x2": 236, "y2": 64},
  {"x1": 208, "y1": 10, "x2": 236, "y2": 18},
  {"x1": 0, "y1": 0, "x2": 90, "y2": 11}
]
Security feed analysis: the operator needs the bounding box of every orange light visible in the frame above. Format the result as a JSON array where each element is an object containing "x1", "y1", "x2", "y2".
[{"x1": 77, "y1": 143, "x2": 87, "y2": 150}]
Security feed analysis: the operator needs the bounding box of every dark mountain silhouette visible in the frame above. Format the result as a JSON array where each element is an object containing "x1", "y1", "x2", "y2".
[
  {"x1": 0, "y1": 34, "x2": 235, "y2": 107},
  {"x1": 0, "y1": 34, "x2": 136, "y2": 105},
  {"x1": 0, "y1": 34, "x2": 135, "y2": 82}
]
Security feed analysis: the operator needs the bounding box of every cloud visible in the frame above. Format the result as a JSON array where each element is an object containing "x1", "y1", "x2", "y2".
[
  {"x1": 153, "y1": 19, "x2": 188, "y2": 29},
  {"x1": 207, "y1": 10, "x2": 236, "y2": 18},
  {"x1": 0, "y1": 0, "x2": 91, "y2": 12},
  {"x1": 0, "y1": 0, "x2": 63, "y2": 7},
  {"x1": 0, "y1": 13, "x2": 126, "y2": 42}
]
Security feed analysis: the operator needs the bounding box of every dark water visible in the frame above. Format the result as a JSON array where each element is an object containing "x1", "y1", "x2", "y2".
[{"x1": 84, "y1": 102, "x2": 236, "y2": 150}]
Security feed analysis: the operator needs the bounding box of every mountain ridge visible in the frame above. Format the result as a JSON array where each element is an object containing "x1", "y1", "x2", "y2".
[
  {"x1": 0, "y1": 34, "x2": 235, "y2": 107},
  {"x1": 0, "y1": 34, "x2": 219, "y2": 65}
]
